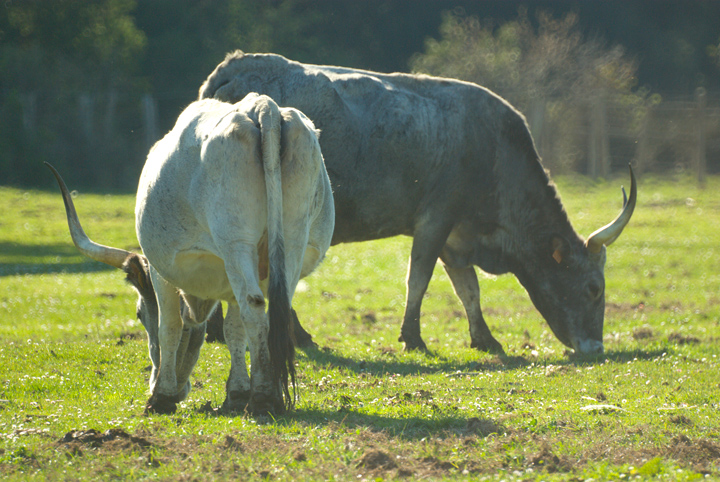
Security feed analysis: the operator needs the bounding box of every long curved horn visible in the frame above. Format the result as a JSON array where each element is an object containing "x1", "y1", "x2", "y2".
[
  {"x1": 585, "y1": 164, "x2": 637, "y2": 254},
  {"x1": 45, "y1": 162, "x2": 131, "y2": 269}
]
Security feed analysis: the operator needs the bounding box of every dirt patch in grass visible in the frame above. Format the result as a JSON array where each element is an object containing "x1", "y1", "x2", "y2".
[
  {"x1": 115, "y1": 331, "x2": 144, "y2": 345},
  {"x1": 56, "y1": 428, "x2": 153, "y2": 459},
  {"x1": 58, "y1": 428, "x2": 152, "y2": 449},
  {"x1": 580, "y1": 432, "x2": 720, "y2": 475},
  {"x1": 359, "y1": 311, "x2": 377, "y2": 325},
  {"x1": 530, "y1": 444, "x2": 571, "y2": 473},
  {"x1": 221, "y1": 435, "x2": 245, "y2": 452},
  {"x1": 473, "y1": 355, "x2": 530, "y2": 371},
  {"x1": 378, "y1": 345, "x2": 397, "y2": 355},
  {"x1": 606, "y1": 301, "x2": 647, "y2": 315},
  {"x1": 670, "y1": 414, "x2": 694, "y2": 426},
  {"x1": 667, "y1": 435, "x2": 720, "y2": 467},
  {"x1": 415, "y1": 455, "x2": 459, "y2": 477},
  {"x1": 355, "y1": 449, "x2": 467, "y2": 480},
  {"x1": 633, "y1": 327, "x2": 655, "y2": 340},
  {"x1": 668, "y1": 332, "x2": 701, "y2": 345},
  {"x1": 33, "y1": 424, "x2": 720, "y2": 480},
  {"x1": 465, "y1": 417, "x2": 505, "y2": 437},
  {"x1": 356, "y1": 449, "x2": 397, "y2": 471}
]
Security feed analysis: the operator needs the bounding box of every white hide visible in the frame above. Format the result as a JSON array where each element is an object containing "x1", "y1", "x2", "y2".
[{"x1": 135, "y1": 94, "x2": 334, "y2": 412}]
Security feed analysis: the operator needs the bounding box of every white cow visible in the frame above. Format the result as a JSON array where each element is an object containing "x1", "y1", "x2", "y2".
[{"x1": 48, "y1": 93, "x2": 334, "y2": 415}]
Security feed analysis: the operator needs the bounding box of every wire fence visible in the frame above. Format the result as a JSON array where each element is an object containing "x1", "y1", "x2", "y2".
[
  {"x1": 5, "y1": 87, "x2": 719, "y2": 190},
  {"x1": 528, "y1": 88, "x2": 719, "y2": 182}
]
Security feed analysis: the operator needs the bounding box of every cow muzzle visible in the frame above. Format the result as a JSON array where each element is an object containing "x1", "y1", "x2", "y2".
[{"x1": 571, "y1": 337, "x2": 604, "y2": 355}]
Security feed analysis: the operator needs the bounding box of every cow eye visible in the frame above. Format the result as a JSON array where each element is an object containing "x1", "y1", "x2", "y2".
[{"x1": 588, "y1": 282, "x2": 603, "y2": 301}]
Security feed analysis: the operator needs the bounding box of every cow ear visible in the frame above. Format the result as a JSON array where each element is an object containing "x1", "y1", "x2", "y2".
[{"x1": 551, "y1": 236, "x2": 568, "y2": 264}]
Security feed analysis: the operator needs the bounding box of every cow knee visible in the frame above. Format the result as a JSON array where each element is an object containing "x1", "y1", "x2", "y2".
[{"x1": 247, "y1": 293, "x2": 265, "y2": 308}]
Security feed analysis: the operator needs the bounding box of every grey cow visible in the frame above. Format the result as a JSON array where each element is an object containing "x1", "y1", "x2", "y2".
[{"x1": 199, "y1": 51, "x2": 636, "y2": 355}]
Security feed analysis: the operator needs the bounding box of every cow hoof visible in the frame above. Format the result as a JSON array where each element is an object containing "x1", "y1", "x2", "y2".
[
  {"x1": 145, "y1": 394, "x2": 178, "y2": 415},
  {"x1": 247, "y1": 393, "x2": 285, "y2": 417},
  {"x1": 294, "y1": 333, "x2": 317, "y2": 349},
  {"x1": 471, "y1": 337, "x2": 505, "y2": 355},
  {"x1": 400, "y1": 337, "x2": 428, "y2": 352},
  {"x1": 220, "y1": 390, "x2": 251, "y2": 414}
]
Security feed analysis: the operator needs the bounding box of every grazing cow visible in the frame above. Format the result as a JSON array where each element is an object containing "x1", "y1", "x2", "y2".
[
  {"x1": 199, "y1": 51, "x2": 636, "y2": 355},
  {"x1": 47, "y1": 93, "x2": 334, "y2": 415}
]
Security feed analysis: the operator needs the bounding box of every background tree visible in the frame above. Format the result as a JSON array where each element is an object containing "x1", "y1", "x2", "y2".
[
  {"x1": 1, "y1": 0, "x2": 718, "y2": 189},
  {"x1": 410, "y1": 9, "x2": 654, "y2": 173},
  {"x1": 0, "y1": 0, "x2": 145, "y2": 188}
]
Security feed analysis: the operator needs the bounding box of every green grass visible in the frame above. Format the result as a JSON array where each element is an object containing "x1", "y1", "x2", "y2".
[{"x1": 1, "y1": 174, "x2": 719, "y2": 481}]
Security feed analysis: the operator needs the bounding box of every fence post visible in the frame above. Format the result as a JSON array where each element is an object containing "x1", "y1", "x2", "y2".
[
  {"x1": 588, "y1": 94, "x2": 610, "y2": 178},
  {"x1": 104, "y1": 90, "x2": 117, "y2": 139},
  {"x1": 142, "y1": 93, "x2": 159, "y2": 151},
  {"x1": 78, "y1": 93, "x2": 94, "y2": 142},
  {"x1": 695, "y1": 87, "x2": 707, "y2": 185},
  {"x1": 20, "y1": 92, "x2": 37, "y2": 132},
  {"x1": 635, "y1": 104, "x2": 653, "y2": 176}
]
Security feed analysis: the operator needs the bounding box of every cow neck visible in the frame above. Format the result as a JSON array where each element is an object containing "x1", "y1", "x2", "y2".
[{"x1": 493, "y1": 116, "x2": 580, "y2": 256}]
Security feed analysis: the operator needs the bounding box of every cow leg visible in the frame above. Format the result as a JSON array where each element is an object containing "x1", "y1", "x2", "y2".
[
  {"x1": 145, "y1": 267, "x2": 184, "y2": 414},
  {"x1": 400, "y1": 220, "x2": 454, "y2": 351},
  {"x1": 286, "y1": 240, "x2": 317, "y2": 349},
  {"x1": 144, "y1": 313, "x2": 160, "y2": 394},
  {"x1": 166, "y1": 327, "x2": 198, "y2": 404},
  {"x1": 173, "y1": 323, "x2": 206, "y2": 400},
  {"x1": 440, "y1": 264, "x2": 504, "y2": 354},
  {"x1": 292, "y1": 309, "x2": 315, "y2": 348},
  {"x1": 204, "y1": 303, "x2": 225, "y2": 343},
  {"x1": 242, "y1": 301, "x2": 284, "y2": 415},
  {"x1": 220, "y1": 242, "x2": 283, "y2": 415},
  {"x1": 173, "y1": 296, "x2": 215, "y2": 399},
  {"x1": 221, "y1": 302, "x2": 251, "y2": 413}
]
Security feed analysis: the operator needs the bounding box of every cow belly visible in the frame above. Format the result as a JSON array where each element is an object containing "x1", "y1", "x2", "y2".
[
  {"x1": 330, "y1": 188, "x2": 415, "y2": 243},
  {"x1": 162, "y1": 251, "x2": 235, "y2": 301}
]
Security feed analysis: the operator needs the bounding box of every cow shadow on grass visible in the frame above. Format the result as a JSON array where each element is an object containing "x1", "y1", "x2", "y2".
[
  {"x1": 191, "y1": 346, "x2": 672, "y2": 439},
  {"x1": 198, "y1": 401, "x2": 490, "y2": 441},
  {"x1": 248, "y1": 347, "x2": 669, "y2": 439},
  {"x1": 0, "y1": 241, "x2": 122, "y2": 277},
  {"x1": 284, "y1": 407, "x2": 484, "y2": 441},
  {"x1": 197, "y1": 405, "x2": 490, "y2": 442},
  {"x1": 566, "y1": 347, "x2": 670, "y2": 365},
  {"x1": 298, "y1": 343, "x2": 530, "y2": 377},
  {"x1": 297, "y1": 344, "x2": 671, "y2": 378}
]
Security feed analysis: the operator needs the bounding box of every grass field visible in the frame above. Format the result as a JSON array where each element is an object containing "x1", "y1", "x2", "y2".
[{"x1": 1, "y1": 172, "x2": 719, "y2": 481}]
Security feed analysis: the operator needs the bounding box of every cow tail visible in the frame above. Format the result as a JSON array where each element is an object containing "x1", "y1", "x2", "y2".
[{"x1": 258, "y1": 98, "x2": 296, "y2": 411}]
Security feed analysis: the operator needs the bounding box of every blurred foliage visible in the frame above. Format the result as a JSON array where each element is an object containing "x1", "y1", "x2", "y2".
[
  {"x1": 0, "y1": 0, "x2": 145, "y2": 91},
  {"x1": 0, "y1": 0, "x2": 146, "y2": 188},
  {"x1": 0, "y1": 0, "x2": 718, "y2": 189},
  {"x1": 709, "y1": 36, "x2": 720, "y2": 69},
  {"x1": 412, "y1": 9, "x2": 641, "y2": 104},
  {"x1": 410, "y1": 9, "x2": 655, "y2": 172}
]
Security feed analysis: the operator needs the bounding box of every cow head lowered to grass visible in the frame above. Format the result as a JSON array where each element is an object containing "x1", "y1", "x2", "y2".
[
  {"x1": 47, "y1": 93, "x2": 335, "y2": 415},
  {"x1": 199, "y1": 51, "x2": 637, "y2": 355},
  {"x1": 46, "y1": 163, "x2": 179, "y2": 398}
]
